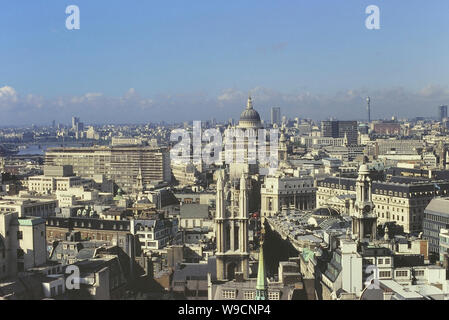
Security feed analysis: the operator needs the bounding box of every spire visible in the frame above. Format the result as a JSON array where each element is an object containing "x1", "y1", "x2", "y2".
[
  {"x1": 240, "y1": 173, "x2": 247, "y2": 190},
  {"x1": 247, "y1": 95, "x2": 253, "y2": 110},
  {"x1": 343, "y1": 132, "x2": 349, "y2": 146},
  {"x1": 255, "y1": 230, "x2": 268, "y2": 300},
  {"x1": 217, "y1": 172, "x2": 223, "y2": 190},
  {"x1": 137, "y1": 166, "x2": 143, "y2": 191}
]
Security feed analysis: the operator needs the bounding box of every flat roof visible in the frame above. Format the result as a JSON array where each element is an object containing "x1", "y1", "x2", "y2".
[
  {"x1": 18, "y1": 216, "x2": 46, "y2": 226},
  {"x1": 379, "y1": 280, "x2": 424, "y2": 299}
]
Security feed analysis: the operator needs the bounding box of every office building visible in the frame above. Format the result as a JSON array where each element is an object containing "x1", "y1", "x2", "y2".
[
  {"x1": 372, "y1": 121, "x2": 401, "y2": 135},
  {"x1": 17, "y1": 216, "x2": 47, "y2": 271},
  {"x1": 45, "y1": 146, "x2": 172, "y2": 194},
  {"x1": 0, "y1": 212, "x2": 47, "y2": 278},
  {"x1": 28, "y1": 166, "x2": 88, "y2": 194},
  {"x1": 130, "y1": 218, "x2": 180, "y2": 252},
  {"x1": 321, "y1": 121, "x2": 358, "y2": 145},
  {"x1": 439, "y1": 228, "x2": 449, "y2": 263},
  {"x1": 0, "y1": 196, "x2": 58, "y2": 218},
  {"x1": 439, "y1": 105, "x2": 448, "y2": 122},
  {"x1": 261, "y1": 175, "x2": 316, "y2": 218},
  {"x1": 71, "y1": 117, "x2": 79, "y2": 131},
  {"x1": 317, "y1": 177, "x2": 449, "y2": 234},
  {"x1": 423, "y1": 197, "x2": 449, "y2": 258},
  {"x1": 271, "y1": 107, "x2": 281, "y2": 126}
]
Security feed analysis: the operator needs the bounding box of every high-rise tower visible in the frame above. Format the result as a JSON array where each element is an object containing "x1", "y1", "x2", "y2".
[
  {"x1": 439, "y1": 105, "x2": 448, "y2": 122},
  {"x1": 271, "y1": 107, "x2": 281, "y2": 126},
  {"x1": 366, "y1": 97, "x2": 371, "y2": 123}
]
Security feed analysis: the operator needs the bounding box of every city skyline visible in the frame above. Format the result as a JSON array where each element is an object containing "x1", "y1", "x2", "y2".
[{"x1": 3, "y1": 0, "x2": 449, "y2": 302}]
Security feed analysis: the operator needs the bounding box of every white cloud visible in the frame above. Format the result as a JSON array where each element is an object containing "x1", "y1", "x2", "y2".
[
  {"x1": 1, "y1": 84, "x2": 449, "y2": 125},
  {"x1": 217, "y1": 88, "x2": 245, "y2": 102},
  {"x1": 0, "y1": 86, "x2": 18, "y2": 105},
  {"x1": 418, "y1": 84, "x2": 449, "y2": 98},
  {"x1": 124, "y1": 88, "x2": 137, "y2": 99}
]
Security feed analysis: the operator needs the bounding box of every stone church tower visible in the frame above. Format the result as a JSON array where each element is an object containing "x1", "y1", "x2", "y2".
[
  {"x1": 215, "y1": 171, "x2": 250, "y2": 281},
  {"x1": 352, "y1": 164, "x2": 377, "y2": 241}
]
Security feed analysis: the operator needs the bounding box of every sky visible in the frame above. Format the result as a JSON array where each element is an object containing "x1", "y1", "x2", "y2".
[{"x1": 1, "y1": 0, "x2": 449, "y2": 126}]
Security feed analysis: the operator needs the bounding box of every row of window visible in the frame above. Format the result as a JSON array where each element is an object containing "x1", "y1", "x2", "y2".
[
  {"x1": 48, "y1": 231, "x2": 125, "y2": 243},
  {"x1": 376, "y1": 204, "x2": 406, "y2": 212},
  {"x1": 222, "y1": 290, "x2": 280, "y2": 300},
  {"x1": 319, "y1": 185, "x2": 448, "y2": 199},
  {"x1": 364, "y1": 258, "x2": 391, "y2": 265},
  {"x1": 426, "y1": 214, "x2": 449, "y2": 223},
  {"x1": 374, "y1": 269, "x2": 425, "y2": 278},
  {"x1": 373, "y1": 196, "x2": 407, "y2": 205},
  {"x1": 137, "y1": 232, "x2": 153, "y2": 239}
]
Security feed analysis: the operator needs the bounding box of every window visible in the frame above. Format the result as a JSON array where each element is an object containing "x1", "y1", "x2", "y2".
[
  {"x1": 243, "y1": 291, "x2": 255, "y2": 300},
  {"x1": 415, "y1": 270, "x2": 425, "y2": 277},
  {"x1": 384, "y1": 258, "x2": 391, "y2": 264},
  {"x1": 268, "y1": 291, "x2": 280, "y2": 300},
  {"x1": 147, "y1": 241, "x2": 157, "y2": 248},
  {"x1": 17, "y1": 231, "x2": 23, "y2": 240},
  {"x1": 395, "y1": 270, "x2": 408, "y2": 277},
  {"x1": 379, "y1": 271, "x2": 391, "y2": 278},
  {"x1": 222, "y1": 290, "x2": 236, "y2": 299},
  {"x1": 58, "y1": 285, "x2": 63, "y2": 295}
]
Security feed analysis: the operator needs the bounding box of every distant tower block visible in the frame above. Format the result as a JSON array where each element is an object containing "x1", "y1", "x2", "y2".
[
  {"x1": 366, "y1": 97, "x2": 371, "y2": 123},
  {"x1": 439, "y1": 105, "x2": 448, "y2": 122}
]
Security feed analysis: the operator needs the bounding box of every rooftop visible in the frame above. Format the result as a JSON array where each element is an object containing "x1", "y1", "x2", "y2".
[
  {"x1": 425, "y1": 197, "x2": 449, "y2": 215},
  {"x1": 180, "y1": 203, "x2": 209, "y2": 219},
  {"x1": 17, "y1": 216, "x2": 46, "y2": 226}
]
